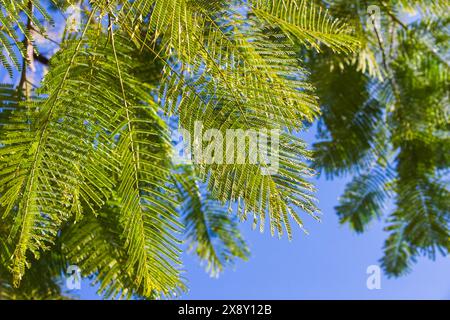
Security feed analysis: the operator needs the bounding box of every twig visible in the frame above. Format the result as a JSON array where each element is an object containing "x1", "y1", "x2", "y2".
[
  {"x1": 18, "y1": 1, "x2": 34, "y2": 99},
  {"x1": 377, "y1": 0, "x2": 407, "y2": 30},
  {"x1": 368, "y1": 2, "x2": 403, "y2": 109}
]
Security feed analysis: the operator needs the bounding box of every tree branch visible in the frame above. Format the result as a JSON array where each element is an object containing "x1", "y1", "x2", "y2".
[{"x1": 18, "y1": 1, "x2": 34, "y2": 98}]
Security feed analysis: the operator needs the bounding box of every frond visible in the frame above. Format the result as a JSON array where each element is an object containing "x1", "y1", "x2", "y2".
[
  {"x1": 1, "y1": 12, "x2": 184, "y2": 294},
  {"x1": 252, "y1": 0, "x2": 360, "y2": 53},
  {"x1": 382, "y1": 177, "x2": 450, "y2": 277},
  {"x1": 0, "y1": 13, "x2": 114, "y2": 285},
  {"x1": 0, "y1": 235, "x2": 67, "y2": 300},
  {"x1": 396, "y1": 178, "x2": 450, "y2": 257},
  {"x1": 309, "y1": 56, "x2": 387, "y2": 178},
  {"x1": 381, "y1": 218, "x2": 417, "y2": 277},
  {"x1": 335, "y1": 164, "x2": 393, "y2": 233},
  {"x1": 62, "y1": 201, "x2": 184, "y2": 299},
  {"x1": 0, "y1": 0, "x2": 54, "y2": 77},
  {"x1": 174, "y1": 166, "x2": 249, "y2": 277},
  {"x1": 104, "y1": 27, "x2": 184, "y2": 296}
]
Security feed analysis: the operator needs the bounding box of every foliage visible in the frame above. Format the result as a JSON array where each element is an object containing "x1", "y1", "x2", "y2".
[
  {"x1": 308, "y1": 0, "x2": 449, "y2": 276},
  {"x1": 0, "y1": 0, "x2": 358, "y2": 298}
]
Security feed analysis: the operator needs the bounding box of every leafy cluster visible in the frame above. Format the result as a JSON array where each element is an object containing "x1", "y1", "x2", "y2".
[
  {"x1": 0, "y1": 0, "x2": 358, "y2": 298},
  {"x1": 308, "y1": 0, "x2": 449, "y2": 276}
]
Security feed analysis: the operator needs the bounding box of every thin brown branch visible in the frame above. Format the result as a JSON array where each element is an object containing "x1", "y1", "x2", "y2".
[{"x1": 18, "y1": 1, "x2": 34, "y2": 99}]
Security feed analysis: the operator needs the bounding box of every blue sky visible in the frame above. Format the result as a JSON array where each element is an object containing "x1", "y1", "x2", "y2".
[{"x1": 75, "y1": 126, "x2": 450, "y2": 300}]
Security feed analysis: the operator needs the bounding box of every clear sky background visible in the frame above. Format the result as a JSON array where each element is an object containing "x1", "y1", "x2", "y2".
[{"x1": 75, "y1": 127, "x2": 450, "y2": 300}]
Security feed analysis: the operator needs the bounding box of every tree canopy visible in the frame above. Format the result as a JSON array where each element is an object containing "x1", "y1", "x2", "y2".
[
  {"x1": 0, "y1": 0, "x2": 359, "y2": 299},
  {"x1": 0, "y1": 0, "x2": 448, "y2": 299},
  {"x1": 307, "y1": 0, "x2": 449, "y2": 276}
]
